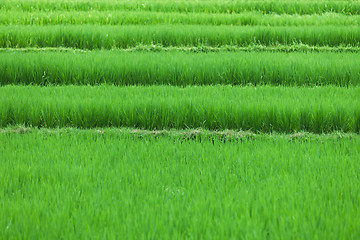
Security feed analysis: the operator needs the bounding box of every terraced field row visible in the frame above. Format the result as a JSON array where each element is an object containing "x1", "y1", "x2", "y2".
[
  {"x1": 2, "y1": 11, "x2": 360, "y2": 26},
  {"x1": 1, "y1": 51, "x2": 359, "y2": 86},
  {"x1": 2, "y1": 85, "x2": 359, "y2": 132},
  {"x1": 1, "y1": 25, "x2": 359, "y2": 48},
  {"x1": 1, "y1": 129, "x2": 359, "y2": 239},
  {"x1": 2, "y1": 0, "x2": 360, "y2": 14}
]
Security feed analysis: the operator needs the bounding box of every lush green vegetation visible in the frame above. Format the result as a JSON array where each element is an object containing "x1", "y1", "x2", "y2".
[
  {"x1": 1, "y1": 0, "x2": 359, "y2": 238},
  {"x1": 1, "y1": 130, "x2": 359, "y2": 239},
  {"x1": 2, "y1": 11, "x2": 359, "y2": 26},
  {"x1": 1, "y1": 51, "x2": 360, "y2": 86},
  {"x1": 2, "y1": 0, "x2": 359, "y2": 15},
  {"x1": 1, "y1": 85, "x2": 359, "y2": 132},
  {"x1": 1, "y1": 25, "x2": 359, "y2": 49}
]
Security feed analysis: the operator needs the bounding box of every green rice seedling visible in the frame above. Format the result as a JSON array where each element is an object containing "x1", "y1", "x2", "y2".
[
  {"x1": 1, "y1": 11, "x2": 359, "y2": 26},
  {"x1": 1, "y1": 51, "x2": 359, "y2": 86},
  {"x1": 1, "y1": 25, "x2": 358, "y2": 49},
  {"x1": 0, "y1": 129, "x2": 359, "y2": 239},
  {"x1": 1, "y1": 0, "x2": 359, "y2": 15},
  {"x1": 0, "y1": 85, "x2": 359, "y2": 132}
]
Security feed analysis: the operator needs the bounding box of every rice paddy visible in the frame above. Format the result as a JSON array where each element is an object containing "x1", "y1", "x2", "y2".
[
  {"x1": 1, "y1": 129, "x2": 360, "y2": 239},
  {"x1": 2, "y1": 11, "x2": 360, "y2": 26},
  {"x1": 1, "y1": 51, "x2": 360, "y2": 86},
  {"x1": 2, "y1": 0, "x2": 359, "y2": 15},
  {"x1": 1, "y1": 0, "x2": 359, "y2": 239},
  {"x1": 1, "y1": 25, "x2": 360, "y2": 49}
]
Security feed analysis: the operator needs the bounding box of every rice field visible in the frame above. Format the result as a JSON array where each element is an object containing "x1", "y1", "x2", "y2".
[
  {"x1": 2, "y1": 0, "x2": 360, "y2": 15},
  {"x1": 2, "y1": 25, "x2": 360, "y2": 48},
  {"x1": 1, "y1": 129, "x2": 360, "y2": 239},
  {"x1": 1, "y1": 0, "x2": 359, "y2": 239},
  {"x1": 2, "y1": 11, "x2": 360, "y2": 26},
  {"x1": 1, "y1": 85, "x2": 359, "y2": 132},
  {"x1": 2, "y1": 51, "x2": 360, "y2": 86}
]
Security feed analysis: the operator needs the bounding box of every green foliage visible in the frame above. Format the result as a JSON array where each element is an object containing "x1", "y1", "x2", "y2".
[
  {"x1": 1, "y1": 25, "x2": 359, "y2": 49},
  {"x1": 1, "y1": 10, "x2": 359, "y2": 26},
  {"x1": 2, "y1": 0, "x2": 359, "y2": 15},
  {"x1": 1, "y1": 51, "x2": 359, "y2": 86},
  {"x1": 1, "y1": 130, "x2": 360, "y2": 239},
  {"x1": 1, "y1": 0, "x2": 360, "y2": 238},
  {"x1": 0, "y1": 85, "x2": 359, "y2": 133}
]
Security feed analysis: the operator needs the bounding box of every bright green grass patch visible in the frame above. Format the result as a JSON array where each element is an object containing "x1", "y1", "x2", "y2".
[
  {"x1": 1, "y1": 129, "x2": 359, "y2": 239},
  {"x1": 1, "y1": 51, "x2": 359, "y2": 86},
  {"x1": 0, "y1": 85, "x2": 359, "y2": 132},
  {"x1": 1, "y1": 0, "x2": 359, "y2": 15},
  {"x1": 1, "y1": 25, "x2": 359, "y2": 49},
  {"x1": 1, "y1": 10, "x2": 359, "y2": 26}
]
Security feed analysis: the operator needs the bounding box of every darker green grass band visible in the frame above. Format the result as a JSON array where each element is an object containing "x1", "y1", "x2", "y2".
[
  {"x1": 1, "y1": 51, "x2": 359, "y2": 86},
  {"x1": 1, "y1": 11, "x2": 359, "y2": 26},
  {"x1": 1, "y1": 85, "x2": 359, "y2": 133},
  {"x1": 0, "y1": 25, "x2": 359, "y2": 49}
]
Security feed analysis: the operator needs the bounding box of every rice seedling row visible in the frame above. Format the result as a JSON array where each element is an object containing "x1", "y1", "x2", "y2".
[
  {"x1": 2, "y1": 10, "x2": 359, "y2": 26},
  {"x1": 1, "y1": 129, "x2": 359, "y2": 239},
  {"x1": 2, "y1": 25, "x2": 359, "y2": 49},
  {"x1": 2, "y1": 0, "x2": 359, "y2": 15},
  {"x1": 1, "y1": 85, "x2": 359, "y2": 132},
  {"x1": 1, "y1": 51, "x2": 359, "y2": 86}
]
